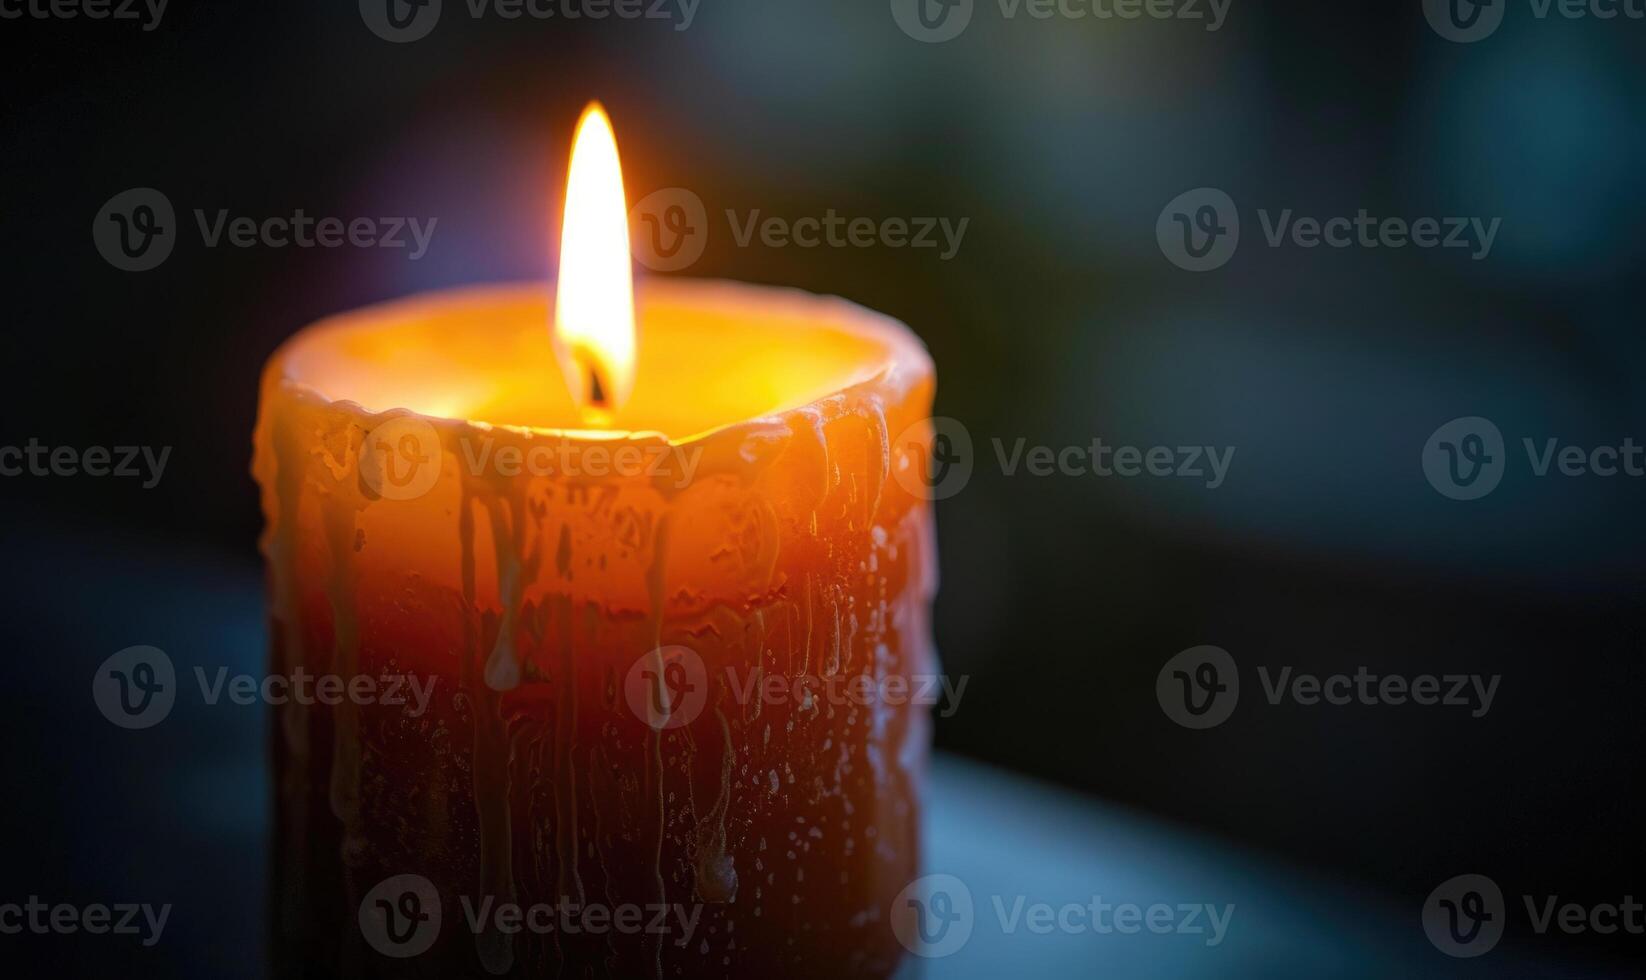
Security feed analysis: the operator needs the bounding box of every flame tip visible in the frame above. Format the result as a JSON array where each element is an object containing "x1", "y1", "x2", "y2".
[{"x1": 553, "y1": 102, "x2": 637, "y2": 420}]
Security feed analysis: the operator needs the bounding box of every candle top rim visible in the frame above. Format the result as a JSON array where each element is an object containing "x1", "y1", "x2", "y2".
[{"x1": 265, "y1": 278, "x2": 933, "y2": 446}]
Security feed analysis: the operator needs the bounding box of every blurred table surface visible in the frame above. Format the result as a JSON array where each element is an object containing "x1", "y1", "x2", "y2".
[{"x1": 0, "y1": 520, "x2": 1625, "y2": 978}]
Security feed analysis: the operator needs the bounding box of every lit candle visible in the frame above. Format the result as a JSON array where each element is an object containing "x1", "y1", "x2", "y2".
[{"x1": 253, "y1": 104, "x2": 937, "y2": 978}]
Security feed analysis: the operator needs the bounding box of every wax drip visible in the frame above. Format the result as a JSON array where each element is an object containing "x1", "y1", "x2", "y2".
[
  {"x1": 859, "y1": 403, "x2": 890, "y2": 526},
  {"x1": 323, "y1": 444, "x2": 363, "y2": 831},
  {"x1": 793, "y1": 408, "x2": 832, "y2": 508},
  {"x1": 641, "y1": 510, "x2": 673, "y2": 980},
  {"x1": 553, "y1": 594, "x2": 585, "y2": 907},
  {"x1": 262, "y1": 403, "x2": 312, "y2": 950},
  {"x1": 314, "y1": 421, "x2": 369, "y2": 977},
  {"x1": 482, "y1": 494, "x2": 528, "y2": 693},
  {"x1": 802, "y1": 573, "x2": 814, "y2": 677},
  {"x1": 585, "y1": 742, "x2": 617, "y2": 971},
  {"x1": 826, "y1": 598, "x2": 842, "y2": 677},
  {"x1": 752, "y1": 499, "x2": 782, "y2": 589},
  {"x1": 694, "y1": 705, "x2": 739, "y2": 904},
  {"x1": 463, "y1": 482, "x2": 519, "y2": 976}
]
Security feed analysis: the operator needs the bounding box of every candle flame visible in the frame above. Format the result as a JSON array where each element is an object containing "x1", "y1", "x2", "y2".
[{"x1": 554, "y1": 103, "x2": 636, "y2": 419}]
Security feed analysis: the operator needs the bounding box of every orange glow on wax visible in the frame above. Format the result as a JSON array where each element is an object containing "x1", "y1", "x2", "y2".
[{"x1": 553, "y1": 102, "x2": 637, "y2": 423}]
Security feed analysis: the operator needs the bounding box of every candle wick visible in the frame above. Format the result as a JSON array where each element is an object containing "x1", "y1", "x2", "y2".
[{"x1": 587, "y1": 366, "x2": 608, "y2": 409}]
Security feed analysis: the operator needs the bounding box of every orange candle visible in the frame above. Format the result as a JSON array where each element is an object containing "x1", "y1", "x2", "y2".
[{"x1": 252, "y1": 106, "x2": 937, "y2": 978}]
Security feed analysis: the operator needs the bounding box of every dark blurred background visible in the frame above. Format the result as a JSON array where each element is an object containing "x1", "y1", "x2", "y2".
[{"x1": 2, "y1": 0, "x2": 1643, "y2": 975}]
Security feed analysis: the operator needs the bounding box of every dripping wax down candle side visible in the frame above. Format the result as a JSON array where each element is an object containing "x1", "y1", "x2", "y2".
[{"x1": 252, "y1": 278, "x2": 939, "y2": 979}]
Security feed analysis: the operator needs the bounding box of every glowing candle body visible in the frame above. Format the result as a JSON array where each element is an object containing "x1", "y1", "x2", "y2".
[{"x1": 253, "y1": 280, "x2": 936, "y2": 978}]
